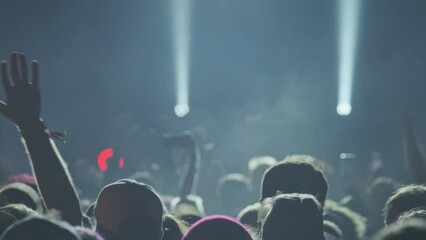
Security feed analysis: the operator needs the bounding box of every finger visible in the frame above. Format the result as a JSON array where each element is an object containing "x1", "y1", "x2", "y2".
[
  {"x1": 32, "y1": 60, "x2": 39, "y2": 88},
  {"x1": 19, "y1": 53, "x2": 29, "y2": 83},
  {"x1": 10, "y1": 52, "x2": 20, "y2": 84},
  {"x1": 1, "y1": 61, "x2": 11, "y2": 89},
  {"x1": 0, "y1": 101, "x2": 7, "y2": 115}
]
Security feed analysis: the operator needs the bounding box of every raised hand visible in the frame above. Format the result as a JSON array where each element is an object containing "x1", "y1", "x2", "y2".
[
  {"x1": 0, "y1": 52, "x2": 41, "y2": 128},
  {"x1": 0, "y1": 52, "x2": 83, "y2": 225}
]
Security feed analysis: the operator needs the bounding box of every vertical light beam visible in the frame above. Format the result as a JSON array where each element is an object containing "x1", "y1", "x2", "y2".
[
  {"x1": 337, "y1": 0, "x2": 361, "y2": 116},
  {"x1": 172, "y1": 0, "x2": 193, "y2": 118}
]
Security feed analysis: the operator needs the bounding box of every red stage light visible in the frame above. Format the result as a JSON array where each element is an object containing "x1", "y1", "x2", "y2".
[{"x1": 97, "y1": 148, "x2": 125, "y2": 172}]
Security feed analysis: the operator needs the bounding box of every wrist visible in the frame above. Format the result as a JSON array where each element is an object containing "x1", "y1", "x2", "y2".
[
  {"x1": 18, "y1": 120, "x2": 68, "y2": 143},
  {"x1": 18, "y1": 120, "x2": 46, "y2": 135}
]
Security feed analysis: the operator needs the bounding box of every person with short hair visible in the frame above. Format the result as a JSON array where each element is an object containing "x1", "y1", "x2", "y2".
[
  {"x1": 0, "y1": 204, "x2": 38, "y2": 235},
  {"x1": 94, "y1": 179, "x2": 164, "y2": 240},
  {"x1": 0, "y1": 215, "x2": 81, "y2": 240},
  {"x1": 384, "y1": 185, "x2": 426, "y2": 225},
  {"x1": 261, "y1": 155, "x2": 328, "y2": 205},
  {"x1": 259, "y1": 193, "x2": 325, "y2": 240},
  {"x1": 374, "y1": 219, "x2": 426, "y2": 240}
]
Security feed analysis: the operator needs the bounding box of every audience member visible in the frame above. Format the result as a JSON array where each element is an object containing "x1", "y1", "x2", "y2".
[
  {"x1": 259, "y1": 193, "x2": 325, "y2": 240},
  {"x1": 1, "y1": 51, "x2": 426, "y2": 240},
  {"x1": 217, "y1": 173, "x2": 251, "y2": 215},
  {"x1": 323, "y1": 220, "x2": 343, "y2": 240},
  {"x1": 0, "y1": 215, "x2": 81, "y2": 240},
  {"x1": 324, "y1": 200, "x2": 367, "y2": 240},
  {"x1": 261, "y1": 155, "x2": 328, "y2": 205},
  {"x1": 94, "y1": 179, "x2": 164, "y2": 240},
  {"x1": 0, "y1": 183, "x2": 44, "y2": 212},
  {"x1": 237, "y1": 202, "x2": 261, "y2": 230},
  {"x1": 0, "y1": 204, "x2": 38, "y2": 235},
  {"x1": 384, "y1": 185, "x2": 426, "y2": 225},
  {"x1": 374, "y1": 219, "x2": 426, "y2": 240},
  {"x1": 162, "y1": 214, "x2": 188, "y2": 240}
]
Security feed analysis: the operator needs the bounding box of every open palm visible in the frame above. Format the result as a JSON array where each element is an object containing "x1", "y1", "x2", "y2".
[{"x1": 0, "y1": 52, "x2": 41, "y2": 127}]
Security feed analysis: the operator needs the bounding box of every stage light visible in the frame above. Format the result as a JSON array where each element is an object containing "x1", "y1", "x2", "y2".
[
  {"x1": 337, "y1": 0, "x2": 361, "y2": 116},
  {"x1": 97, "y1": 148, "x2": 125, "y2": 172},
  {"x1": 174, "y1": 104, "x2": 190, "y2": 118},
  {"x1": 98, "y1": 148, "x2": 114, "y2": 172},
  {"x1": 337, "y1": 102, "x2": 352, "y2": 116},
  {"x1": 171, "y1": 0, "x2": 193, "y2": 118}
]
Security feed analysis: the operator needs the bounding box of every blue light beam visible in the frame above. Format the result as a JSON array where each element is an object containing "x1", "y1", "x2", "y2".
[
  {"x1": 171, "y1": 0, "x2": 193, "y2": 118},
  {"x1": 337, "y1": 0, "x2": 361, "y2": 116}
]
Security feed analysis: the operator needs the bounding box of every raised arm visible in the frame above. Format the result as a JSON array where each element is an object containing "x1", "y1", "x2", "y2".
[
  {"x1": 0, "y1": 52, "x2": 82, "y2": 225},
  {"x1": 404, "y1": 116, "x2": 426, "y2": 183},
  {"x1": 179, "y1": 133, "x2": 200, "y2": 198}
]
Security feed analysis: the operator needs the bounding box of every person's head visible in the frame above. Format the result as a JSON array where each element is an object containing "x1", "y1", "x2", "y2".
[
  {"x1": 248, "y1": 156, "x2": 277, "y2": 195},
  {"x1": 0, "y1": 215, "x2": 81, "y2": 240},
  {"x1": 259, "y1": 193, "x2": 325, "y2": 240},
  {"x1": 384, "y1": 185, "x2": 426, "y2": 225},
  {"x1": 94, "y1": 179, "x2": 164, "y2": 240},
  {"x1": 397, "y1": 208, "x2": 426, "y2": 223},
  {"x1": 182, "y1": 215, "x2": 253, "y2": 240},
  {"x1": 162, "y1": 214, "x2": 188, "y2": 240},
  {"x1": 0, "y1": 183, "x2": 43, "y2": 212},
  {"x1": 369, "y1": 178, "x2": 400, "y2": 212},
  {"x1": 217, "y1": 174, "x2": 250, "y2": 214},
  {"x1": 323, "y1": 220, "x2": 343, "y2": 240},
  {"x1": 374, "y1": 219, "x2": 426, "y2": 240},
  {"x1": 170, "y1": 195, "x2": 205, "y2": 222},
  {"x1": 0, "y1": 204, "x2": 38, "y2": 235},
  {"x1": 324, "y1": 200, "x2": 367, "y2": 240},
  {"x1": 368, "y1": 177, "x2": 400, "y2": 232},
  {"x1": 237, "y1": 203, "x2": 261, "y2": 230},
  {"x1": 6, "y1": 174, "x2": 38, "y2": 191},
  {"x1": 261, "y1": 155, "x2": 328, "y2": 205}
]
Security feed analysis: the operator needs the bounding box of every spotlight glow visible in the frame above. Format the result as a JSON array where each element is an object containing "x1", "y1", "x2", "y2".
[
  {"x1": 171, "y1": 0, "x2": 193, "y2": 117},
  {"x1": 337, "y1": 0, "x2": 361, "y2": 116},
  {"x1": 337, "y1": 103, "x2": 352, "y2": 116},
  {"x1": 174, "y1": 104, "x2": 190, "y2": 118}
]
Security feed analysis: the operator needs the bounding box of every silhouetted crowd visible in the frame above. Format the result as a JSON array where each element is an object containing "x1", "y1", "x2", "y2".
[{"x1": 1, "y1": 52, "x2": 426, "y2": 239}]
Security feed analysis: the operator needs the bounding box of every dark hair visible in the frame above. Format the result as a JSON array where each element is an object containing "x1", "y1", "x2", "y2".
[
  {"x1": 0, "y1": 204, "x2": 38, "y2": 234},
  {"x1": 324, "y1": 200, "x2": 366, "y2": 240},
  {"x1": 0, "y1": 183, "x2": 43, "y2": 212},
  {"x1": 260, "y1": 193, "x2": 325, "y2": 240},
  {"x1": 397, "y1": 208, "x2": 426, "y2": 223},
  {"x1": 217, "y1": 174, "x2": 250, "y2": 214},
  {"x1": 368, "y1": 177, "x2": 400, "y2": 234},
  {"x1": 261, "y1": 156, "x2": 328, "y2": 205},
  {"x1": 162, "y1": 214, "x2": 188, "y2": 240},
  {"x1": 94, "y1": 179, "x2": 164, "y2": 240},
  {"x1": 237, "y1": 203, "x2": 261, "y2": 230},
  {"x1": 323, "y1": 220, "x2": 343, "y2": 239},
  {"x1": 374, "y1": 219, "x2": 426, "y2": 240},
  {"x1": 384, "y1": 185, "x2": 426, "y2": 225},
  {"x1": 369, "y1": 177, "x2": 400, "y2": 206},
  {"x1": 0, "y1": 215, "x2": 80, "y2": 240}
]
